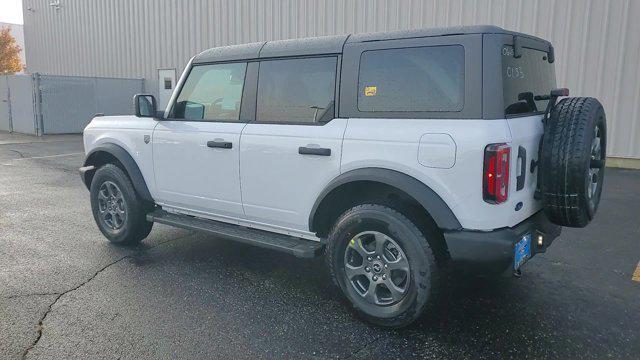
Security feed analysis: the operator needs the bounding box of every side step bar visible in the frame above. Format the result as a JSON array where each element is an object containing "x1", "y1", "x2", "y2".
[{"x1": 146, "y1": 209, "x2": 324, "y2": 259}]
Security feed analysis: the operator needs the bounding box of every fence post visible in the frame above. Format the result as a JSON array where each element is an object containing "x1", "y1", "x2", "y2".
[
  {"x1": 32, "y1": 73, "x2": 44, "y2": 136},
  {"x1": 6, "y1": 76, "x2": 14, "y2": 133}
]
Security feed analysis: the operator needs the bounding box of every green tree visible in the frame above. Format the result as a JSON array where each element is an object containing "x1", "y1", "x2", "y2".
[{"x1": 0, "y1": 26, "x2": 24, "y2": 75}]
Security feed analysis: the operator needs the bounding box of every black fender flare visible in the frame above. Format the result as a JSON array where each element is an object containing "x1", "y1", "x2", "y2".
[
  {"x1": 81, "y1": 143, "x2": 153, "y2": 202},
  {"x1": 308, "y1": 168, "x2": 462, "y2": 232}
]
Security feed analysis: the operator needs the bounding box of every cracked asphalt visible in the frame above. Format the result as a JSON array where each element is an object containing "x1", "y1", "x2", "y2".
[{"x1": 1, "y1": 132, "x2": 639, "y2": 359}]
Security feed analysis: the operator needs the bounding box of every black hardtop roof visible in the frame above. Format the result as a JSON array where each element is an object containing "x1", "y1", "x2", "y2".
[
  {"x1": 192, "y1": 25, "x2": 548, "y2": 64},
  {"x1": 347, "y1": 25, "x2": 547, "y2": 43},
  {"x1": 191, "y1": 35, "x2": 349, "y2": 64}
]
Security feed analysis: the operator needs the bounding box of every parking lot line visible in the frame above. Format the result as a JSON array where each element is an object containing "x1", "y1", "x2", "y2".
[
  {"x1": 2, "y1": 152, "x2": 84, "y2": 166},
  {"x1": 8, "y1": 152, "x2": 84, "y2": 161},
  {"x1": 633, "y1": 261, "x2": 640, "y2": 282}
]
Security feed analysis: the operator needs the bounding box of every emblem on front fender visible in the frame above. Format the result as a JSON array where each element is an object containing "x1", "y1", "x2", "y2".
[{"x1": 144, "y1": 135, "x2": 150, "y2": 144}]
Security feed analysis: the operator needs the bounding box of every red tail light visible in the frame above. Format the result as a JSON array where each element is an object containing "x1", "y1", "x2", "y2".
[{"x1": 483, "y1": 143, "x2": 510, "y2": 204}]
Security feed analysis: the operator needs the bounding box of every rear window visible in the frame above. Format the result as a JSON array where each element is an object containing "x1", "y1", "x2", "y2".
[
  {"x1": 358, "y1": 45, "x2": 464, "y2": 112},
  {"x1": 502, "y1": 45, "x2": 556, "y2": 116}
]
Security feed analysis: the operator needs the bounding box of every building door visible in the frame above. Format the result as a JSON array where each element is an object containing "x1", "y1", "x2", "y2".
[{"x1": 157, "y1": 69, "x2": 176, "y2": 112}]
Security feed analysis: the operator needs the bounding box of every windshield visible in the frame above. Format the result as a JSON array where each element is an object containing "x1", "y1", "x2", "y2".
[{"x1": 502, "y1": 45, "x2": 556, "y2": 116}]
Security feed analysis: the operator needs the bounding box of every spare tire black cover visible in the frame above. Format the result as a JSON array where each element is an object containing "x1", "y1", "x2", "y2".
[{"x1": 539, "y1": 97, "x2": 606, "y2": 228}]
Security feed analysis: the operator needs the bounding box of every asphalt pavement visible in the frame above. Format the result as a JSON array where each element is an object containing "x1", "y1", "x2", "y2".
[{"x1": 1, "y1": 132, "x2": 639, "y2": 359}]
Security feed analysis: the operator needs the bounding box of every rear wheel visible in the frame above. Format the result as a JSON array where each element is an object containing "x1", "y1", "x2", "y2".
[
  {"x1": 90, "y1": 164, "x2": 153, "y2": 245},
  {"x1": 326, "y1": 204, "x2": 442, "y2": 328}
]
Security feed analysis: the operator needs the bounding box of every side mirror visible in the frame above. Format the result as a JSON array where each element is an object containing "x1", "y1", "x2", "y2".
[
  {"x1": 134, "y1": 94, "x2": 157, "y2": 118},
  {"x1": 183, "y1": 101, "x2": 205, "y2": 120}
]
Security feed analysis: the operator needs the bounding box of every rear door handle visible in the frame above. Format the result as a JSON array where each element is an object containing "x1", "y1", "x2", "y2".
[
  {"x1": 298, "y1": 146, "x2": 331, "y2": 156},
  {"x1": 207, "y1": 140, "x2": 232, "y2": 149},
  {"x1": 516, "y1": 146, "x2": 527, "y2": 190}
]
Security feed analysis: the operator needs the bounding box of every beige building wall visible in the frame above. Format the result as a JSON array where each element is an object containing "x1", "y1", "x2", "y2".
[{"x1": 22, "y1": 0, "x2": 640, "y2": 160}]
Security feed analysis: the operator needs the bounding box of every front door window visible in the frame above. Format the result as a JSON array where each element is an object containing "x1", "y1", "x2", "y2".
[{"x1": 171, "y1": 63, "x2": 247, "y2": 122}]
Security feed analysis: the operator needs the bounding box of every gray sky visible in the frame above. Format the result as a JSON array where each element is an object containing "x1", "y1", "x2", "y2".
[{"x1": 0, "y1": 0, "x2": 23, "y2": 24}]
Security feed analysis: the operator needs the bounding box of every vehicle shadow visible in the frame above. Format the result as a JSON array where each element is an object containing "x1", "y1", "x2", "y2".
[
  {"x1": 110, "y1": 226, "x2": 640, "y2": 358},
  {"x1": 125, "y1": 231, "x2": 564, "y2": 355}
]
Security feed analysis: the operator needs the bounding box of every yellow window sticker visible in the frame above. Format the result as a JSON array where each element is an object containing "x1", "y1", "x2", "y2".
[{"x1": 364, "y1": 86, "x2": 377, "y2": 97}]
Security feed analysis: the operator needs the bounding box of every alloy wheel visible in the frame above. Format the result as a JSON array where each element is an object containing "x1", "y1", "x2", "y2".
[
  {"x1": 343, "y1": 231, "x2": 410, "y2": 306},
  {"x1": 588, "y1": 125, "x2": 604, "y2": 200},
  {"x1": 97, "y1": 181, "x2": 127, "y2": 230}
]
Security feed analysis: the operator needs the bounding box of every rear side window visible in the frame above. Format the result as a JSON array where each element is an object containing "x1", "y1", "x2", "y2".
[
  {"x1": 358, "y1": 45, "x2": 464, "y2": 112},
  {"x1": 502, "y1": 46, "x2": 556, "y2": 116},
  {"x1": 172, "y1": 62, "x2": 246, "y2": 121},
  {"x1": 257, "y1": 57, "x2": 337, "y2": 123}
]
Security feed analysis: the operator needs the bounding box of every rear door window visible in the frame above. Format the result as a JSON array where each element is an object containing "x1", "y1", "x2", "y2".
[
  {"x1": 256, "y1": 57, "x2": 337, "y2": 123},
  {"x1": 502, "y1": 46, "x2": 556, "y2": 116},
  {"x1": 357, "y1": 45, "x2": 464, "y2": 112}
]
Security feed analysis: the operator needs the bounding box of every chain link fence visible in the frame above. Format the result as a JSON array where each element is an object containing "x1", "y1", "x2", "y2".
[{"x1": 0, "y1": 74, "x2": 143, "y2": 135}]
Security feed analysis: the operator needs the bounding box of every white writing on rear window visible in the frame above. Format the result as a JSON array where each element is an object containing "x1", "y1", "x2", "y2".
[{"x1": 505, "y1": 66, "x2": 526, "y2": 79}]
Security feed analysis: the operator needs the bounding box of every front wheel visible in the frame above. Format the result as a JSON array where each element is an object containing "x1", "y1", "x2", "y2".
[
  {"x1": 326, "y1": 204, "x2": 443, "y2": 328},
  {"x1": 90, "y1": 164, "x2": 153, "y2": 245}
]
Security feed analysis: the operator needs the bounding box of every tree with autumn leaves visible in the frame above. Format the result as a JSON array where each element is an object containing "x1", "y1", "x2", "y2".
[{"x1": 0, "y1": 26, "x2": 24, "y2": 75}]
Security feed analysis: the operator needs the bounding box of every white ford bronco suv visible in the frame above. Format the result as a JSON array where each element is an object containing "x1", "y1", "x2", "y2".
[{"x1": 80, "y1": 26, "x2": 607, "y2": 327}]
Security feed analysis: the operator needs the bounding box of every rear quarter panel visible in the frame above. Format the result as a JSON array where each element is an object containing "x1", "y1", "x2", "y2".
[{"x1": 342, "y1": 118, "x2": 533, "y2": 230}]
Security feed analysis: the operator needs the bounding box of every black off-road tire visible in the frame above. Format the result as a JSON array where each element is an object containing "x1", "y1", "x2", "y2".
[
  {"x1": 90, "y1": 164, "x2": 153, "y2": 245},
  {"x1": 540, "y1": 97, "x2": 606, "y2": 228},
  {"x1": 326, "y1": 204, "x2": 443, "y2": 328}
]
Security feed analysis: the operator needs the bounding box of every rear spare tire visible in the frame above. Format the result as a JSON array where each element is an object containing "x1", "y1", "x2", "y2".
[{"x1": 540, "y1": 97, "x2": 606, "y2": 228}]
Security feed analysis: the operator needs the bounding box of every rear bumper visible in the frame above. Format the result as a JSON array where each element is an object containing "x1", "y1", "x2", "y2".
[{"x1": 443, "y1": 211, "x2": 561, "y2": 269}]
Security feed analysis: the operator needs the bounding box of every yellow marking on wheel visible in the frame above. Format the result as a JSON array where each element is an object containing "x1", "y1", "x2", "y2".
[
  {"x1": 350, "y1": 238, "x2": 355, "y2": 246},
  {"x1": 632, "y1": 261, "x2": 640, "y2": 282}
]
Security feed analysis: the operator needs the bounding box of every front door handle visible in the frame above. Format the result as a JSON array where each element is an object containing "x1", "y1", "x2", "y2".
[
  {"x1": 207, "y1": 140, "x2": 232, "y2": 149},
  {"x1": 298, "y1": 146, "x2": 331, "y2": 156}
]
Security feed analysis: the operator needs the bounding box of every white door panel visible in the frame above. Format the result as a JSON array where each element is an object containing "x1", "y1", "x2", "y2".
[
  {"x1": 153, "y1": 121, "x2": 245, "y2": 218},
  {"x1": 240, "y1": 119, "x2": 348, "y2": 231}
]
